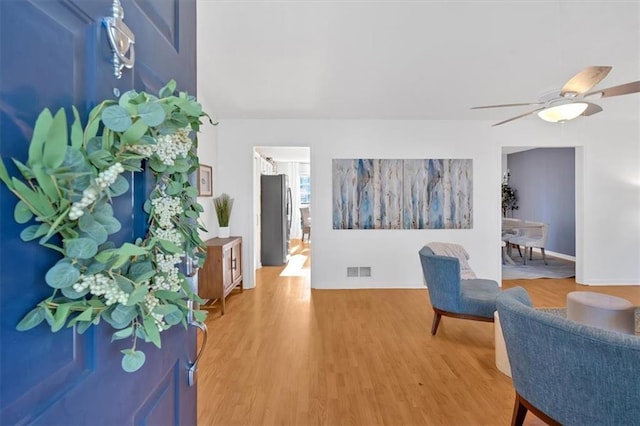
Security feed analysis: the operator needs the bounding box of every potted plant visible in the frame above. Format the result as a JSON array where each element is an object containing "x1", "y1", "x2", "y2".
[{"x1": 214, "y1": 193, "x2": 234, "y2": 238}]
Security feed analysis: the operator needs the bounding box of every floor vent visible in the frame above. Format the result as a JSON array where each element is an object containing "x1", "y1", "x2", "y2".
[{"x1": 347, "y1": 267, "x2": 359, "y2": 277}]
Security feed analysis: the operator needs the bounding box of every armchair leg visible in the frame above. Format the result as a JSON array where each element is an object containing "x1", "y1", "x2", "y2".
[
  {"x1": 431, "y1": 310, "x2": 442, "y2": 335},
  {"x1": 541, "y1": 248, "x2": 547, "y2": 265},
  {"x1": 516, "y1": 245, "x2": 522, "y2": 258},
  {"x1": 511, "y1": 393, "x2": 528, "y2": 426}
]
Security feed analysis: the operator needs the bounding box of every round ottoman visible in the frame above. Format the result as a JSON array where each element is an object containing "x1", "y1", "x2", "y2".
[
  {"x1": 566, "y1": 291, "x2": 635, "y2": 334},
  {"x1": 494, "y1": 311, "x2": 512, "y2": 377}
]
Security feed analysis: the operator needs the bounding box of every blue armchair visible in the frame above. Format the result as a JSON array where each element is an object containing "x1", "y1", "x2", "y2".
[
  {"x1": 497, "y1": 287, "x2": 640, "y2": 426},
  {"x1": 418, "y1": 246, "x2": 500, "y2": 335}
]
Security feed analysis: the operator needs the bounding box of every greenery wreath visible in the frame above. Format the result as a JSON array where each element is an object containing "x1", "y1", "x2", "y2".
[{"x1": 0, "y1": 80, "x2": 211, "y2": 372}]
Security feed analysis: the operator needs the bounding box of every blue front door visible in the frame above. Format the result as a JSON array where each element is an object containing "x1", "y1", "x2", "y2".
[{"x1": 0, "y1": 1, "x2": 199, "y2": 424}]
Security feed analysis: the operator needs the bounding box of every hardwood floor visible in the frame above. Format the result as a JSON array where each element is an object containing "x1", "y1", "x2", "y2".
[{"x1": 197, "y1": 240, "x2": 639, "y2": 425}]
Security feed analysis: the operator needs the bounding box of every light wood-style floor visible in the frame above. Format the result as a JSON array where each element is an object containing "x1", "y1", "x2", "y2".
[{"x1": 197, "y1": 240, "x2": 639, "y2": 426}]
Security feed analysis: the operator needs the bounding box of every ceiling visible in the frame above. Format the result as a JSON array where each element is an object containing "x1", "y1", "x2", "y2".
[{"x1": 198, "y1": 1, "x2": 640, "y2": 122}]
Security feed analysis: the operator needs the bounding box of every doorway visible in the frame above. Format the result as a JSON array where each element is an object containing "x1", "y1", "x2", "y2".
[
  {"x1": 501, "y1": 146, "x2": 580, "y2": 281},
  {"x1": 253, "y1": 146, "x2": 311, "y2": 282}
]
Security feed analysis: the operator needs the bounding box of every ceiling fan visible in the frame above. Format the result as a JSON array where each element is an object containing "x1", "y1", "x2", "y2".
[{"x1": 471, "y1": 66, "x2": 640, "y2": 126}]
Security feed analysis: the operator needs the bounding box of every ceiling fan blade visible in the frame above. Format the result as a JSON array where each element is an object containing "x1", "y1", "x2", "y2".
[
  {"x1": 584, "y1": 81, "x2": 640, "y2": 99},
  {"x1": 560, "y1": 66, "x2": 612, "y2": 97},
  {"x1": 492, "y1": 107, "x2": 546, "y2": 127},
  {"x1": 471, "y1": 102, "x2": 541, "y2": 110},
  {"x1": 583, "y1": 102, "x2": 603, "y2": 117}
]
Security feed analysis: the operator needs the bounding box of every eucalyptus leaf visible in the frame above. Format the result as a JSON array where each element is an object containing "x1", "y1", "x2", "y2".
[
  {"x1": 126, "y1": 284, "x2": 149, "y2": 306},
  {"x1": 159, "y1": 80, "x2": 176, "y2": 98},
  {"x1": 138, "y1": 102, "x2": 166, "y2": 127},
  {"x1": 117, "y1": 243, "x2": 148, "y2": 257},
  {"x1": 114, "y1": 274, "x2": 134, "y2": 293},
  {"x1": 94, "y1": 214, "x2": 121, "y2": 235},
  {"x1": 28, "y1": 108, "x2": 53, "y2": 166},
  {"x1": 85, "y1": 103, "x2": 106, "y2": 143},
  {"x1": 193, "y1": 310, "x2": 207, "y2": 323},
  {"x1": 20, "y1": 224, "x2": 48, "y2": 241},
  {"x1": 121, "y1": 349, "x2": 146, "y2": 373},
  {"x1": 185, "y1": 187, "x2": 199, "y2": 198},
  {"x1": 149, "y1": 157, "x2": 167, "y2": 173},
  {"x1": 154, "y1": 290, "x2": 184, "y2": 301},
  {"x1": 143, "y1": 316, "x2": 161, "y2": 348},
  {"x1": 166, "y1": 181, "x2": 182, "y2": 196},
  {"x1": 85, "y1": 260, "x2": 108, "y2": 275},
  {"x1": 94, "y1": 249, "x2": 115, "y2": 264},
  {"x1": 75, "y1": 307, "x2": 93, "y2": 322},
  {"x1": 32, "y1": 164, "x2": 59, "y2": 201},
  {"x1": 118, "y1": 90, "x2": 138, "y2": 112},
  {"x1": 45, "y1": 262, "x2": 80, "y2": 289},
  {"x1": 159, "y1": 239, "x2": 182, "y2": 254},
  {"x1": 111, "y1": 326, "x2": 133, "y2": 341},
  {"x1": 71, "y1": 106, "x2": 83, "y2": 149},
  {"x1": 43, "y1": 108, "x2": 68, "y2": 169},
  {"x1": 65, "y1": 237, "x2": 98, "y2": 259},
  {"x1": 16, "y1": 307, "x2": 46, "y2": 331},
  {"x1": 108, "y1": 175, "x2": 129, "y2": 197},
  {"x1": 61, "y1": 285, "x2": 89, "y2": 299},
  {"x1": 79, "y1": 222, "x2": 108, "y2": 245},
  {"x1": 164, "y1": 309, "x2": 183, "y2": 325},
  {"x1": 43, "y1": 304, "x2": 55, "y2": 326},
  {"x1": 76, "y1": 320, "x2": 93, "y2": 334},
  {"x1": 173, "y1": 158, "x2": 190, "y2": 173},
  {"x1": 128, "y1": 261, "x2": 153, "y2": 278},
  {"x1": 61, "y1": 146, "x2": 87, "y2": 171},
  {"x1": 121, "y1": 119, "x2": 148, "y2": 144},
  {"x1": 176, "y1": 98, "x2": 202, "y2": 117},
  {"x1": 110, "y1": 304, "x2": 136, "y2": 326},
  {"x1": 0, "y1": 158, "x2": 12, "y2": 188},
  {"x1": 52, "y1": 303, "x2": 72, "y2": 332},
  {"x1": 153, "y1": 304, "x2": 179, "y2": 316},
  {"x1": 14, "y1": 200, "x2": 33, "y2": 224},
  {"x1": 102, "y1": 105, "x2": 133, "y2": 132},
  {"x1": 86, "y1": 137, "x2": 102, "y2": 155},
  {"x1": 12, "y1": 178, "x2": 50, "y2": 217}
]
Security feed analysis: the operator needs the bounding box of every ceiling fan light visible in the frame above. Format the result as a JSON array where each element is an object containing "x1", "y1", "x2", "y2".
[{"x1": 537, "y1": 102, "x2": 589, "y2": 123}]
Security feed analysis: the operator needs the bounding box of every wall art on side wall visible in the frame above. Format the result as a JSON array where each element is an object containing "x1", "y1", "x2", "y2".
[{"x1": 332, "y1": 158, "x2": 472, "y2": 230}]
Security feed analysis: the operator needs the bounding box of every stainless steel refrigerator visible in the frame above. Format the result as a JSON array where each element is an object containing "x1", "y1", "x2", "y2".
[{"x1": 260, "y1": 174, "x2": 292, "y2": 266}]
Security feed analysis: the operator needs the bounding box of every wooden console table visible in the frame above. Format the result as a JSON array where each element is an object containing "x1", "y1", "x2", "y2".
[{"x1": 199, "y1": 236, "x2": 243, "y2": 315}]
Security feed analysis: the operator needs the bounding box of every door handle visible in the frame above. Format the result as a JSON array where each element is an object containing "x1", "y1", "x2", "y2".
[
  {"x1": 103, "y1": 0, "x2": 135, "y2": 79},
  {"x1": 187, "y1": 320, "x2": 207, "y2": 387}
]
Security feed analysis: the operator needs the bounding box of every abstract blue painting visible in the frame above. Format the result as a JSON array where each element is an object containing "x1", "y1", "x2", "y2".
[
  {"x1": 333, "y1": 158, "x2": 472, "y2": 229},
  {"x1": 332, "y1": 159, "x2": 403, "y2": 229}
]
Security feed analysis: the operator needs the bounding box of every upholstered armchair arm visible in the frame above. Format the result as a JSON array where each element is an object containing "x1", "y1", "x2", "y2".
[{"x1": 497, "y1": 288, "x2": 640, "y2": 425}]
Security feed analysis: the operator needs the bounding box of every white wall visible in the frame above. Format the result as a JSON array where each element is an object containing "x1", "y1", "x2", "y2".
[
  {"x1": 195, "y1": 79, "x2": 220, "y2": 241},
  {"x1": 214, "y1": 118, "x2": 639, "y2": 289}
]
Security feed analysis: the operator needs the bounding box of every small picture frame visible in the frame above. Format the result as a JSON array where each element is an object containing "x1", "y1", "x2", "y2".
[{"x1": 198, "y1": 164, "x2": 213, "y2": 196}]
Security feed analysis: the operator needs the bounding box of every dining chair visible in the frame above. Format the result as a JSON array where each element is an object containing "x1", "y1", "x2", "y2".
[
  {"x1": 507, "y1": 221, "x2": 548, "y2": 265},
  {"x1": 300, "y1": 207, "x2": 311, "y2": 242}
]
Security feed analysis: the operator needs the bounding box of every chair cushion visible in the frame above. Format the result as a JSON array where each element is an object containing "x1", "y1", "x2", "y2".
[{"x1": 459, "y1": 279, "x2": 500, "y2": 318}]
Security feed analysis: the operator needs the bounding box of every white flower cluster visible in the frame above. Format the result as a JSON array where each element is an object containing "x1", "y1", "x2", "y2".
[
  {"x1": 68, "y1": 162, "x2": 124, "y2": 220},
  {"x1": 155, "y1": 228, "x2": 182, "y2": 244},
  {"x1": 144, "y1": 293, "x2": 168, "y2": 331},
  {"x1": 151, "y1": 195, "x2": 183, "y2": 228},
  {"x1": 73, "y1": 273, "x2": 128, "y2": 306},
  {"x1": 126, "y1": 144, "x2": 154, "y2": 157},
  {"x1": 154, "y1": 127, "x2": 192, "y2": 166},
  {"x1": 151, "y1": 253, "x2": 183, "y2": 292},
  {"x1": 95, "y1": 162, "x2": 124, "y2": 189}
]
